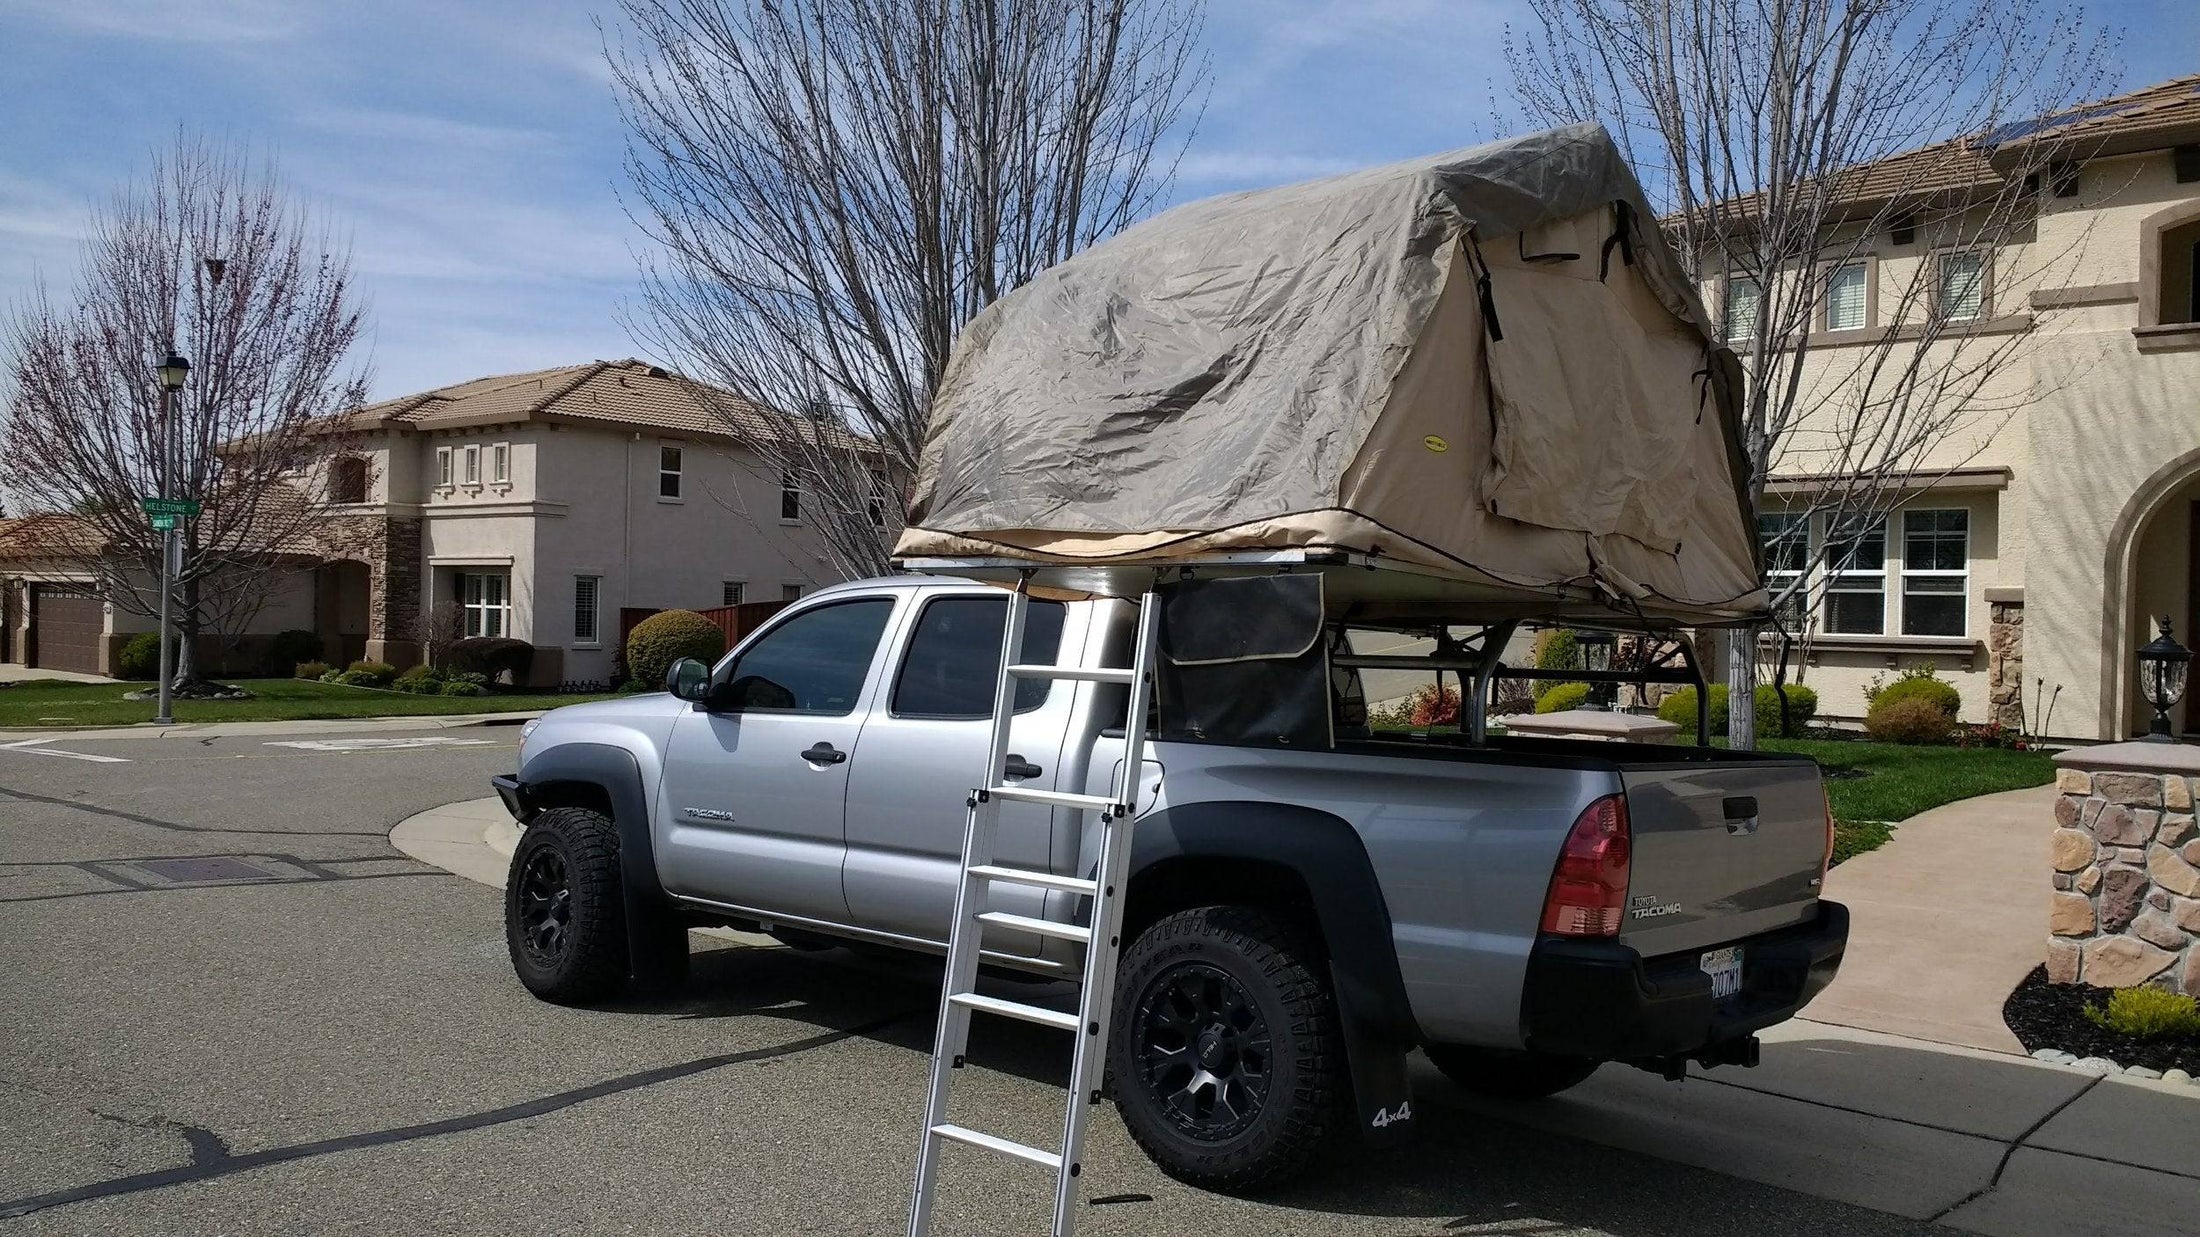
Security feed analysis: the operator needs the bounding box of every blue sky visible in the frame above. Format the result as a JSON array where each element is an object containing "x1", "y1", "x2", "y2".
[{"x1": 3, "y1": 0, "x2": 2194, "y2": 400}]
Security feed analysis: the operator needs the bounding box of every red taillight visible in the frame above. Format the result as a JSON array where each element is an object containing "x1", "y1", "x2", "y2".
[{"x1": 1540, "y1": 794, "x2": 1631, "y2": 937}]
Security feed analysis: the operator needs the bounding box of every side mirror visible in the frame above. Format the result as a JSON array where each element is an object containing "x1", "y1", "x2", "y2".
[{"x1": 665, "y1": 657, "x2": 710, "y2": 702}]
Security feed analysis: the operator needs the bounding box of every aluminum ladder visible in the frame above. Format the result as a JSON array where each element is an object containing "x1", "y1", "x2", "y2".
[{"x1": 907, "y1": 582, "x2": 1161, "y2": 1237}]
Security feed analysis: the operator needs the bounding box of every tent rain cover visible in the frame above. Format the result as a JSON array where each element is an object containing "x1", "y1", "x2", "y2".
[{"x1": 895, "y1": 124, "x2": 1767, "y2": 625}]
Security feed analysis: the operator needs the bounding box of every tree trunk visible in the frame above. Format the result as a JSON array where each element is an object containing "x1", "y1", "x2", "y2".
[
  {"x1": 172, "y1": 573, "x2": 201, "y2": 688},
  {"x1": 1725, "y1": 626, "x2": 1757, "y2": 750}
]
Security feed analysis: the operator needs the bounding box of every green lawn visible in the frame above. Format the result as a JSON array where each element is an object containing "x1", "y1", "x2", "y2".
[
  {"x1": 1744, "y1": 737, "x2": 2055, "y2": 865},
  {"x1": 0, "y1": 677, "x2": 617, "y2": 728}
]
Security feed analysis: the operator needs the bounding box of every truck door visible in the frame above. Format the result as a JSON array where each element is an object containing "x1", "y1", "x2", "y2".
[
  {"x1": 841, "y1": 592, "x2": 1073, "y2": 954},
  {"x1": 656, "y1": 595, "x2": 901, "y2": 923}
]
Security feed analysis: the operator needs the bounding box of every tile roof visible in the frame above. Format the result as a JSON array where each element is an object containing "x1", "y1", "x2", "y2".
[{"x1": 342, "y1": 358, "x2": 826, "y2": 444}]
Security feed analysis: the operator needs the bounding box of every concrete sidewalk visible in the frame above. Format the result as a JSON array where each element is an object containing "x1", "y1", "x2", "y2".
[
  {"x1": 1807, "y1": 783, "x2": 2059, "y2": 1053},
  {"x1": 0, "y1": 710, "x2": 543, "y2": 743},
  {"x1": 0, "y1": 663, "x2": 116, "y2": 684}
]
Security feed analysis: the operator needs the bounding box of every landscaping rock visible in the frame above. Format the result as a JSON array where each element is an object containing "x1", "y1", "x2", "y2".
[
  {"x1": 2167, "y1": 777, "x2": 2193, "y2": 812},
  {"x1": 2046, "y1": 938, "x2": 2081, "y2": 983},
  {"x1": 2093, "y1": 771, "x2": 2162, "y2": 807},
  {"x1": 2166, "y1": 1068, "x2": 2194, "y2": 1084},
  {"x1": 2091, "y1": 803, "x2": 2149, "y2": 846},
  {"x1": 2049, "y1": 891, "x2": 2095, "y2": 936},
  {"x1": 2056, "y1": 768, "x2": 2092, "y2": 794},
  {"x1": 2129, "y1": 908, "x2": 2188, "y2": 951},
  {"x1": 2030, "y1": 1047, "x2": 2076, "y2": 1064},
  {"x1": 2147, "y1": 843, "x2": 2200, "y2": 898},
  {"x1": 2050, "y1": 827, "x2": 2095, "y2": 872},
  {"x1": 2099, "y1": 866, "x2": 2150, "y2": 932},
  {"x1": 2080, "y1": 936, "x2": 2176, "y2": 987},
  {"x1": 2123, "y1": 1065, "x2": 2164, "y2": 1080},
  {"x1": 2072, "y1": 1056, "x2": 2120, "y2": 1074},
  {"x1": 2159, "y1": 814, "x2": 2197, "y2": 846},
  {"x1": 2077, "y1": 865, "x2": 2103, "y2": 895}
]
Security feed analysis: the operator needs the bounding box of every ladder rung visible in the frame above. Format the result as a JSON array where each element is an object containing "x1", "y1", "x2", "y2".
[
  {"x1": 967, "y1": 864, "x2": 1098, "y2": 896},
  {"x1": 949, "y1": 991, "x2": 1080, "y2": 1031},
  {"x1": 975, "y1": 909, "x2": 1092, "y2": 944},
  {"x1": 985, "y1": 785, "x2": 1121, "y2": 813},
  {"x1": 928, "y1": 1123, "x2": 1062, "y2": 1170},
  {"x1": 1007, "y1": 663, "x2": 1135, "y2": 684}
]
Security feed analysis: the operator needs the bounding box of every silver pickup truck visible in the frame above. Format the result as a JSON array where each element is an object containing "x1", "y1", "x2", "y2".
[{"x1": 493, "y1": 575, "x2": 1847, "y2": 1190}]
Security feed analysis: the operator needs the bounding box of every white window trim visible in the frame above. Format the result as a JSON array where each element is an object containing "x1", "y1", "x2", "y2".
[
  {"x1": 779, "y1": 469, "x2": 802, "y2": 524},
  {"x1": 435, "y1": 446, "x2": 454, "y2": 489},
  {"x1": 1935, "y1": 248, "x2": 1991, "y2": 323},
  {"x1": 491, "y1": 441, "x2": 510, "y2": 485},
  {"x1": 573, "y1": 574, "x2": 602, "y2": 647},
  {"x1": 1822, "y1": 517, "x2": 1888, "y2": 637},
  {"x1": 458, "y1": 571, "x2": 513, "y2": 640},
  {"x1": 1822, "y1": 260, "x2": 1870, "y2": 332},
  {"x1": 1722, "y1": 272, "x2": 1763, "y2": 344},
  {"x1": 1899, "y1": 509, "x2": 1970, "y2": 638},
  {"x1": 781, "y1": 582, "x2": 806, "y2": 602},
  {"x1": 1758, "y1": 511, "x2": 1809, "y2": 627},
  {"x1": 658, "y1": 444, "x2": 684, "y2": 502},
  {"x1": 721, "y1": 579, "x2": 746, "y2": 607},
  {"x1": 461, "y1": 444, "x2": 481, "y2": 487}
]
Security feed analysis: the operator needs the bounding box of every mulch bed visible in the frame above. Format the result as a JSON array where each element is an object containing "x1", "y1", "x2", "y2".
[{"x1": 2003, "y1": 965, "x2": 2200, "y2": 1074}]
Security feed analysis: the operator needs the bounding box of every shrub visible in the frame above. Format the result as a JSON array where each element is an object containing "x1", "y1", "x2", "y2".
[
  {"x1": 266, "y1": 629, "x2": 323, "y2": 674},
  {"x1": 1407, "y1": 683, "x2": 1461, "y2": 727},
  {"x1": 447, "y1": 636, "x2": 534, "y2": 684},
  {"x1": 116, "y1": 632, "x2": 164, "y2": 680},
  {"x1": 392, "y1": 665, "x2": 444, "y2": 694},
  {"x1": 439, "y1": 671, "x2": 490, "y2": 697},
  {"x1": 1656, "y1": 682, "x2": 1819, "y2": 737},
  {"x1": 1532, "y1": 629, "x2": 1581, "y2": 703},
  {"x1": 2083, "y1": 987, "x2": 2200, "y2": 1039},
  {"x1": 1865, "y1": 662, "x2": 1960, "y2": 719},
  {"x1": 626, "y1": 610, "x2": 726, "y2": 692},
  {"x1": 293, "y1": 660, "x2": 331, "y2": 681},
  {"x1": 1865, "y1": 695, "x2": 1957, "y2": 745},
  {"x1": 617, "y1": 678, "x2": 654, "y2": 695},
  {"x1": 335, "y1": 660, "x2": 396, "y2": 688},
  {"x1": 319, "y1": 667, "x2": 344, "y2": 683},
  {"x1": 1535, "y1": 682, "x2": 1593, "y2": 713}
]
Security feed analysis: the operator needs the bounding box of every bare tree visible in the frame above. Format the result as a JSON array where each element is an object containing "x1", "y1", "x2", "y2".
[
  {"x1": 611, "y1": 0, "x2": 1207, "y2": 579},
  {"x1": 2, "y1": 135, "x2": 369, "y2": 691},
  {"x1": 1508, "y1": 0, "x2": 2116, "y2": 744}
]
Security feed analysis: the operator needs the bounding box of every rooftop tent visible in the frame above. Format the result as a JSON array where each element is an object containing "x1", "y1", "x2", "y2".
[{"x1": 894, "y1": 123, "x2": 1768, "y2": 627}]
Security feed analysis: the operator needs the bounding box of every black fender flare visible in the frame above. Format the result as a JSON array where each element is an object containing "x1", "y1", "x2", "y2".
[
  {"x1": 1127, "y1": 801, "x2": 1420, "y2": 1143},
  {"x1": 507, "y1": 743, "x2": 682, "y2": 984}
]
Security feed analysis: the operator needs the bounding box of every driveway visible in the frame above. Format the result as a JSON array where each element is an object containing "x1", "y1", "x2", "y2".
[{"x1": 2, "y1": 733, "x2": 2194, "y2": 1235}]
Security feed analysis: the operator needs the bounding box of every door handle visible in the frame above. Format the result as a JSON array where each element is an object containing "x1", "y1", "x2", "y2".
[
  {"x1": 802, "y1": 742, "x2": 848, "y2": 765},
  {"x1": 1002, "y1": 754, "x2": 1043, "y2": 780}
]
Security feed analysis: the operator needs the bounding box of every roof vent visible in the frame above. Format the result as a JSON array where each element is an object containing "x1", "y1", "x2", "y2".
[{"x1": 648, "y1": 365, "x2": 668, "y2": 378}]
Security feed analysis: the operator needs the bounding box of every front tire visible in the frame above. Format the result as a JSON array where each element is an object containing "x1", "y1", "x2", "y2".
[
  {"x1": 505, "y1": 806, "x2": 670, "y2": 1004},
  {"x1": 1424, "y1": 1044, "x2": 1599, "y2": 1099},
  {"x1": 1109, "y1": 907, "x2": 1347, "y2": 1192}
]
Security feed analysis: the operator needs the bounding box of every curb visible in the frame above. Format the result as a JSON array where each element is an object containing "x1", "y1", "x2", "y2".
[
  {"x1": 0, "y1": 711, "x2": 544, "y2": 744},
  {"x1": 390, "y1": 797, "x2": 516, "y2": 888}
]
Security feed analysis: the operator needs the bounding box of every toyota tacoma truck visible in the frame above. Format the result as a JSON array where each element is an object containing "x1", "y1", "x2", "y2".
[{"x1": 494, "y1": 575, "x2": 1846, "y2": 1190}]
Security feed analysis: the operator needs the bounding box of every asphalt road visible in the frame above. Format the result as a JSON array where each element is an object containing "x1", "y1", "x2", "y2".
[{"x1": 0, "y1": 726, "x2": 2179, "y2": 1235}]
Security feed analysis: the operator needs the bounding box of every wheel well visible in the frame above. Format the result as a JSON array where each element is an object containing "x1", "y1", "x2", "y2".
[
  {"x1": 1122, "y1": 855, "x2": 1326, "y2": 957},
  {"x1": 523, "y1": 779, "x2": 615, "y2": 822}
]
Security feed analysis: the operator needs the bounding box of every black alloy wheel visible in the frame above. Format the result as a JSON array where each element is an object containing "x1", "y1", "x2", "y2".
[
  {"x1": 1132, "y1": 962, "x2": 1274, "y2": 1141},
  {"x1": 515, "y1": 847, "x2": 574, "y2": 964}
]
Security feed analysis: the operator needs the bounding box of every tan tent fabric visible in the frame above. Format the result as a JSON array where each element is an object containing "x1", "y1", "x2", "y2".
[{"x1": 895, "y1": 124, "x2": 1767, "y2": 625}]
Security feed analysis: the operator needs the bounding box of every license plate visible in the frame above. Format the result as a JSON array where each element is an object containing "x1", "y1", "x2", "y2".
[{"x1": 1700, "y1": 946, "x2": 1743, "y2": 1000}]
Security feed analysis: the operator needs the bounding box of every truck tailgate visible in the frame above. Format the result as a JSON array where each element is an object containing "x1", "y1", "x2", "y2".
[{"x1": 1616, "y1": 760, "x2": 1826, "y2": 957}]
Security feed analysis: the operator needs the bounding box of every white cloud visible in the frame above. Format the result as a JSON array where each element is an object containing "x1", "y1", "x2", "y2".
[{"x1": 12, "y1": 0, "x2": 301, "y2": 44}]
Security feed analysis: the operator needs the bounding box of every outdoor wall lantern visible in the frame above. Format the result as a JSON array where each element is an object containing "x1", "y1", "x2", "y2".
[
  {"x1": 2137, "y1": 615, "x2": 2190, "y2": 742},
  {"x1": 1576, "y1": 629, "x2": 1616, "y2": 711},
  {"x1": 156, "y1": 353, "x2": 191, "y2": 391}
]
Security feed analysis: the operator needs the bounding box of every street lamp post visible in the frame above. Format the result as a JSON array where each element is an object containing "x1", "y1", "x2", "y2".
[{"x1": 153, "y1": 351, "x2": 190, "y2": 725}]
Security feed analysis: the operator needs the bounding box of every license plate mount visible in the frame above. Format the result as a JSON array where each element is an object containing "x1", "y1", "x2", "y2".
[{"x1": 1700, "y1": 946, "x2": 1744, "y2": 1001}]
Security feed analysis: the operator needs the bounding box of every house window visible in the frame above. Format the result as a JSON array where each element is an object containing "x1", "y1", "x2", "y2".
[
  {"x1": 1723, "y1": 274, "x2": 1762, "y2": 342},
  {"x1": 780, "y1": 469, "x2": 801, "y2": 521},
  {"x1": 659, "y1": 446, "x2": 683, "y2": 499},
  {"x1": 1758, "y1": 511, "x2": 1809, "y2": 629},
  {"x1": 2158, "y1": 218, "x2": 2200, "y2": 326},
  {"x1": 868, "y1": 472, "x2": 891, "y2": 528},
  {"x1": 1901, "y1": 509, "x2": 1969, "y2": 637},
  {"x1": 329, "y1": 456, "x2": 368, "y2": 504},
  {"x1": 436, "y1": 447, "x2": 453, "y2": 488},
  {"x1": 492, "y1": 442, "x2": 510, "y2": 484},
  {"x1": 722, "y1": 580, "x2": 745, "y2": 606},
  {"x1": 782, "y1": 583, "x2": 804, "y2": 602},
  {"x1": 459, "y1": 572, "x2": 512, "y2": 639},
  {"x1": 462, "y1": 444, "x2": 481, "y2": 485},
  {"x1": 573, "y1": 575, "x2": 600, "y2": 645},
  {"x1": 1936, "y1": 250, "x2": 1987, "y2": 322},
  {"x1": 1824, "y1": 262, "x2": 1868, "y2": 331},
  {"x1": 1822, "y1": 516, "x2": 1887, "y2": 636}
]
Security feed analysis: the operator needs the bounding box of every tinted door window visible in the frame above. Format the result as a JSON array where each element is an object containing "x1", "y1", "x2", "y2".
[
  {"x1": 723, "y1": 599, "x2": 893, "y2": 715},
  {"x1": 891, "y1": 597, "x2": 1067, "y2": 718}
]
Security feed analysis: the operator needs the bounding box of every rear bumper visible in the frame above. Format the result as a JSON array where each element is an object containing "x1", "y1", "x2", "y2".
[{"x1": 1519, "y1": 900, "x2": 1849, "y2": 1061}]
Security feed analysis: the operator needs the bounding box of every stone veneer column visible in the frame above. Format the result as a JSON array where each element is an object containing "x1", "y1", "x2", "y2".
[
  {"x1": 2047, "y1": 742, "x2": 2200, "y2": 993},
  {"x1": 1988, "y1": 599, "x2": 2024, "y2": 729}
]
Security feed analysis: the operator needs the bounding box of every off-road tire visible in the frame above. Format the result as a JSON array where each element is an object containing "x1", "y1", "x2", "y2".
[
  {"x1": 1109, "y1": 906, "x2": 1347, "y2": 1192},
  {"x1": 1423, "y1": 1044, "x2": 1599, "y2": 1099},
  {"x1": 505, "y1": 806, "x2": 641, "y2": 1004}
]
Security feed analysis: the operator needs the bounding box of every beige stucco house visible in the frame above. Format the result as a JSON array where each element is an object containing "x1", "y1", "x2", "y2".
[
  {"x1": 2, "y1": 360, "x2": 847, "y2": 684},
  {"x1": 1719, "y1": 75, "x2": 2200, "y2": 742}
]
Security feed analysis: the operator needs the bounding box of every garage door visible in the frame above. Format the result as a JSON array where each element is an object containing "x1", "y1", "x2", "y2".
[{"x1": 30, "y1": 586, "x2": 105, "y2": 675}]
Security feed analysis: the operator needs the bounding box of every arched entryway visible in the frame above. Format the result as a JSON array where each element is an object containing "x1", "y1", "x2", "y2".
[
  {"x1": 2101, "y1": 448, "x2": 2200, "y2": 739},
  {"x1": 314, "y1": 560, "x2": 372, "y2": 668}
]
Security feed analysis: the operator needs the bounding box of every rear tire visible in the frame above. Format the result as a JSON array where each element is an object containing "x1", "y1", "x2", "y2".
[
  {"x1": 505, "y1": 806, "x2": 684, "y2": 1003},
  {"x1": 1424, "y1": 1045, "x2": 1599, "y2": 1099},
  {"x1": 1109, "y1": 906, "x2": 1347, "y2": 1193}
]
